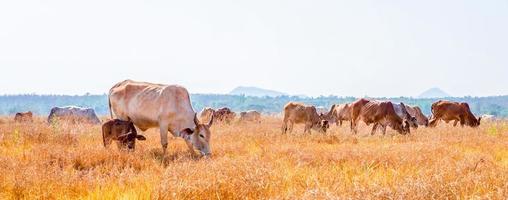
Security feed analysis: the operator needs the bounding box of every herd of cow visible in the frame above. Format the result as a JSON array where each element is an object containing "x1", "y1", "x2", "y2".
[{"x1": 10, "y1": 80, "x2": 482, "y2": 157}]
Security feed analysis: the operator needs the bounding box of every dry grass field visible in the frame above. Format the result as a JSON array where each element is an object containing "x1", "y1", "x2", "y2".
[{"x1": 0, "y1": 116, "x2": 507, "y2": 199}]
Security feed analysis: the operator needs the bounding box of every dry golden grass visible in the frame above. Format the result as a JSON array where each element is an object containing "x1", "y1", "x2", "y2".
[{"x1": 0, "y1": 116, "x2": 507, "y2": 199}]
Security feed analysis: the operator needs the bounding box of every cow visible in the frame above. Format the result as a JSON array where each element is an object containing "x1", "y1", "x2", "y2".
[
  {"x1": 404, "y1": 105, "x2": 429, "y2": 126},
  {"x1": 392, "y1": 102, "x2": 418, "y2": 129},
  {"x1": 200, "y1": 107, "x2": 215, "y2": 123},
  {"x1": 102, "y1": 119, "x2": 146, "y2": 150},
  {"x1": 14, "y1": 111, "x2": 33, "y2": 123},
  {"x1": 239, "y1": 110, "x2": 261, "y2": 123},
  {"x1": 351, "y1": 99, "x2": 410, "y2": 135},
  {"x1": 47, "y1": 106, "x2": 101, "y2": 124},
  {"x1": 108, "y1": 80, "x2": 213, "y2": 156},
  {"x1": 281, "y1": 102, "x2": 329, "y2": 134},
  {"x1": 428, "y1": 100, "x2": 481, "y2": 127},
  {"x1": 213, "y1": 107, "x2": 236, "y2": 123},
  {"x1": 330, "y1": 103, "x2": 352, "y2": 126}
]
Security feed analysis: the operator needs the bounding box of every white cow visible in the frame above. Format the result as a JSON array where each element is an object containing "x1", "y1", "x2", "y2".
[
  {"x1": 47, "y1": 106, "x2": 101, "y2": 124},
  {"x1": 108, "y1": 80, "x2": 213, "y2": 156}
]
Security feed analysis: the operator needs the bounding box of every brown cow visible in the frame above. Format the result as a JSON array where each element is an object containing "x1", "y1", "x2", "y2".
[
  {"x1": 200, "y1": 107, "x2": 215, "y2": 122},
  {"x1": 330, "y1": 103, "x2": 352, "y2": 126},
  {"x1": 102, "y1": 119, "x2": 146, "y2": 150},
  {"x1": 239, "y1": 110, "x2": 261, "y2": 123},
  {"x1": 351, "y1": 99, "x2": 410, "y2": 135},
  {"x1": 282, "y1": 102, "x2": 329, "y2": 134},
  {"x1": 14, "y1": 111, "x2": 33, "y2": 123},
  {"x1": 213, "y1": 107, "x2": 236, "y2": 123},
  {"x1": 428, "y1": 100, "x2": 481, "y2": 127},
  {"x1": 404, "y1": 105, "x2": 429, "y2": 126},
  {"x1": 392, "y1": 102, "x2": 418, "y2": 129}
]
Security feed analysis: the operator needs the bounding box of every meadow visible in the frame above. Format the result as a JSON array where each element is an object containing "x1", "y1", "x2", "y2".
[{"x1": 0, "y1": 116, "x2": 507, "y2": 199}]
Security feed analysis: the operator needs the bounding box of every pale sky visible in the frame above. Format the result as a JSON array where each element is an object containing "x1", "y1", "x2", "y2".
[{"x1": 1, "y1": 0, "x2": 507, "y2": 97}]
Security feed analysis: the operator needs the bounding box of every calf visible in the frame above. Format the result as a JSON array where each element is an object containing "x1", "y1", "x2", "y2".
[
  {"x1": 102, "y1": 119, "x2": 146, "y2": 150},
  {"x1": 282, "y1": 102, "x2": 329, "y2": 134},
  {"x1": 15, "y1": 111, "x2": 33, "y2": 123}
]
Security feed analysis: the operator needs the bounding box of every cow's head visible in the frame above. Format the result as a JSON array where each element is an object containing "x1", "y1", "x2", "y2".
[
  {"x1": 312, "y1": 114, "x2": 330, "y2": 133},
  {"x1": 392, "y1": 120, "x2": 410, "y2": 135},
  {"x1": 467, "y1": 116, "x2": 481, "y2": 127},
  {"x1": 407, "y1": 116, "x2": 419, "y2": 129},
  {"x1": 180, "y1": 114, "x2": 213, "y2": 156},
  {"x1": 117, "y1": 131, "x2": 146, "y2": 150}
]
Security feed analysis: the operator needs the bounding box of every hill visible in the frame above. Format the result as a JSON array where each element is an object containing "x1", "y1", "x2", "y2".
[
  {"x1": 229, "y1": 86, "x2": 287, "y2": 97},
  {"x1": 418, "y1": 88, "x2": 451, "y2": 98}
]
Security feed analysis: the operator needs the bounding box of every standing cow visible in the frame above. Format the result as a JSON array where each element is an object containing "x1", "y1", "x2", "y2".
[
  {"x1": 108, "y1": 80, "x2": 213, "y2": 156},
  {"x1": 200, "y1": 107, "x2": 215, "y2": 123},
  {"x1": 392, "y1": 102, "x2": 418, "y2": 129},
  {"x1": 102, "y1": 119, "x2": 146, "y2": 150},
  {"x1": 213, "y1": 107, "x2": 236, "y2": 123},
  {"x1": 351, "y1": 99, "x2": 410, "y2": 135},
  {"x1": 404, "y1": 105, "x2": 429, "y2": 126},
  {"x1": 47, "y1": 106, "x2": 101, "y2": 124},
  {"x1": 239, "y1": 110, "x2": 261, "y2": 123},
  {"x1": 428, "y1": 100, "x2": 481, "y2": 127},
  {"x1": 282, "y1": 102, "x2": 329, "y2": 134},
  {"x1": 14, "y1": 111, "x2": 33, "y2": 123},
  {"x1": 329, "y1": 103, "x2": 352, "y2": 126}
]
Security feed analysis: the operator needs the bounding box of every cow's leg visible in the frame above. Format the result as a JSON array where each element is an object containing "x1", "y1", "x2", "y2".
[
  {"x1": 304, "y1": 123, "x2": 310, "y2": 134},
  {"x1": 281, "y1": 122, "x2": 287, "y2": 134},
  {"x1": 382, "y1": 125, "x2": 387, "y2": 135},
  {"x1": 289, "y1": 121, "x2": 294, "y2": 133},
  {"x1": 351, "y1": 120, "x2": 358, "y2": 134},
  {"x1": 428, "y1": 117, "x2": 439, "y2": 127},
  {"x1": 453, "y1": 120, "x2": 458, "y2": 127},
  {"x1": 371, "y1": 123, "x2": 378, "y2": 135},
  {"x1": 459, "y1": 116, "x2": 466, "y2": 127},
  {"x1": 159, "y1": 123, "x2": 169, "y2": 154},
  {"x1": 338, "y1": 120, "x2": 343, "y2": 126}
]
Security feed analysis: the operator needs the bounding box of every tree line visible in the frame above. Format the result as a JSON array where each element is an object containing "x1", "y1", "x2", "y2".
[{"x1": 1, "y1": 94, "x2": 507, "y2": 117}]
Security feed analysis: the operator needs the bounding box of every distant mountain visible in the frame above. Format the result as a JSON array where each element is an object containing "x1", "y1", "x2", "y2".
[
  {"x1": 418, "y1": 88, "x2": 451, "y2": 98},
  {"x1": 229, "y1": 86, "x2": 287, "y2": 97}
]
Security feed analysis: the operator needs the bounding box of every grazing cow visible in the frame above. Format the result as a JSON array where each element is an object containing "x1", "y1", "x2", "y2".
[
  {"x1": 213, "y1": 107, "x2": 236, "y2": 123},
  {"x1": 109, "y1": 80, "x2": 213, "y2": 156},
  {"x1": 429, "y1": 100, "x2": 481, "y2": 127},
  {"x1": 47, "y1": 106, "x2": 100, "y2": 124},
  {"x1": 404, "y1": 105, "x2": 429, "y2": 126},
  {"x1": 351, "y1": 99, "x2": 410, "y2": 135},
  {"x1": 392, "y1": 102, "x2": 418, "y2": 129},
  {"x1": 200, "y1": 107, "x2": 215, "y2": 123},
  {"x1": 330, "y1": 103, "x2": 352, "y2": 126},
  {"x1": 239, "y1": 110, "x2": 261, "y2": 123},
  {"x1": 102, "y1": 119, "x2": 146, "y2": 150},
  {"x1": 282, "y1": 102, "x2": 329, "y2": 134},
  {"x1": 14, "y1": 111, "x2": 33, "y2": 123}
]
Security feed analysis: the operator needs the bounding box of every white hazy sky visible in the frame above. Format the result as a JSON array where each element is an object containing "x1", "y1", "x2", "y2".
[{"x1": 1, "y1": 0, "x2": 507, "y2": 97}]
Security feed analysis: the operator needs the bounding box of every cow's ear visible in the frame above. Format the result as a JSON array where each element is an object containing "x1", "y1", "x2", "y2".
[
  {"x1": 136, "y1": 135, "x2": 146, "y2": 141},
  {"x1": 181, "y1": 128, "x2": 194, "y2": 135},
  {"x1": 207, "y1": 114, "x2": 214, "y2": 128},
  {"x1": 193, "y1": 113, "x2": 200, "y2": 125}
]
